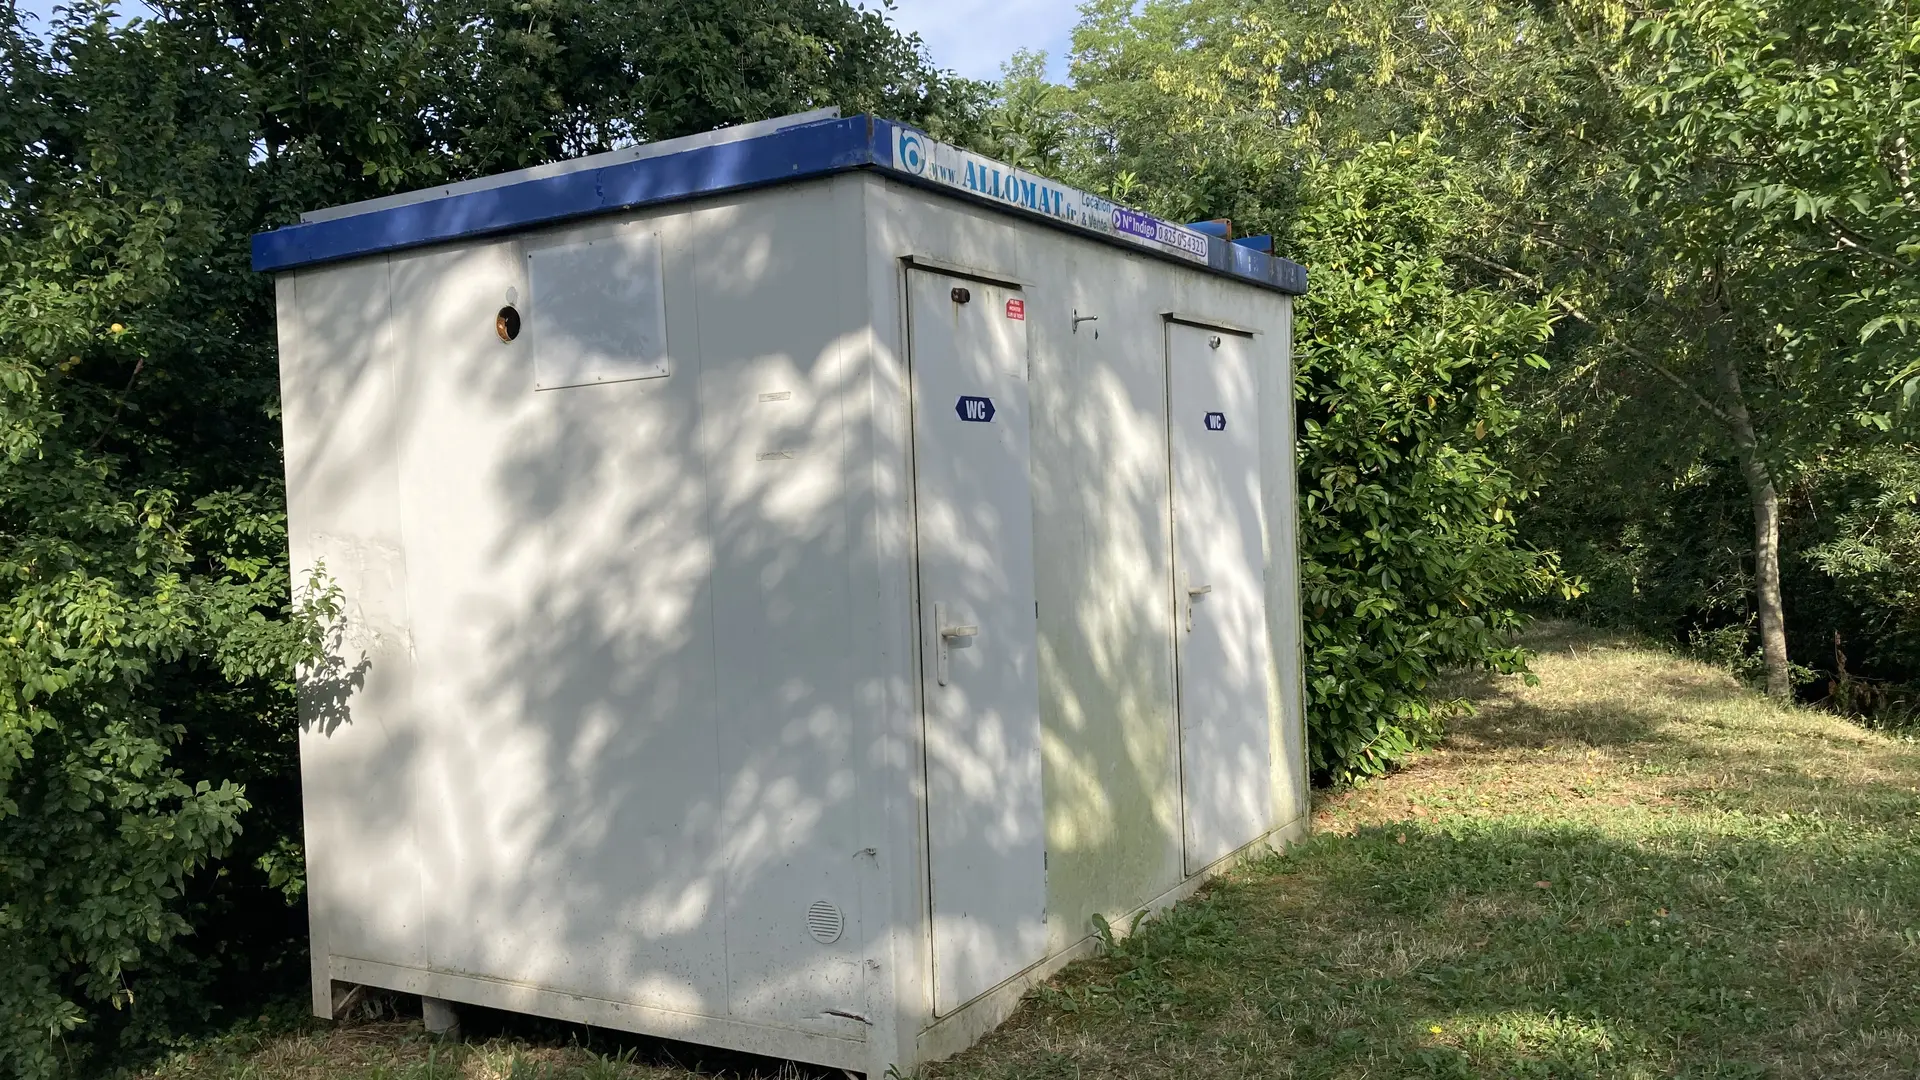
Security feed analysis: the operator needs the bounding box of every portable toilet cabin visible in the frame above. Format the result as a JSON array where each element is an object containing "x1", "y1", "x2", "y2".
[{"x1": 255, "y1": 108, "x2": 1309, "y2": 1077}]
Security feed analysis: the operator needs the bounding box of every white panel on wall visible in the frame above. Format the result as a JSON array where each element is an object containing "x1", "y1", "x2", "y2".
[{"x1": 528, "y1": 232, "x2": 669, "y2": 389}]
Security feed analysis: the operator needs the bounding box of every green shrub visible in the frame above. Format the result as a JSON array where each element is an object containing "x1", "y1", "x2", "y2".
[{"x1": 1287, "y1": 138, "x2": 1578, "y2": 783}]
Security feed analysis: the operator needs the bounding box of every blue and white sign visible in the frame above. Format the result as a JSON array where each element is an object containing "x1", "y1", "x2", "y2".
[
  {"x1": 1114, "y1": 208, "x2": 1211, "y2": 261},
  {"x1": 1204, "y1": 411, "x2": 1227, "y2": 431},
  {"x1": 889, "y1": 127, "x2": 1211, "y2": 266},
  {"x1": 956, "y1": 395, "x2": 996, "y2": 423}
]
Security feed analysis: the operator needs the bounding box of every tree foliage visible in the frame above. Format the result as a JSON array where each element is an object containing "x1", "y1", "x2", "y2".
[
  {"x1": 1490, "y1": 0, "x2": 1920, "y2": 699},
  {"x1": 1633, "y1": 0, "x2": 1920, "y2": 396},
  {"x1": 1060, "y1": 0, "x2": 1917, "y2": 699}
]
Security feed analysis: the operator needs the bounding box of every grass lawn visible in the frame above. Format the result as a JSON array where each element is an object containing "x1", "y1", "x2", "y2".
[{"x1": 139, "y1": 625, "x2": 1920, "y2": 1079}]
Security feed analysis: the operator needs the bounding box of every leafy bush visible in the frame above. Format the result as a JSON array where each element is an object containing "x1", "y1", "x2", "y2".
[
  {"x1": 0, "y1": 15, "x2": 335, "y2": 1075},
  {"x1": 1804, "y1": 448, "x2": 1920, "y2": 707},
  {"x1": 1287, "y1": 139, "x2": 1577, "y2": 782}
]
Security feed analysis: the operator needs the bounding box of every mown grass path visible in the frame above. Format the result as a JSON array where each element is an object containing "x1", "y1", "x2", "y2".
[
  {"x1": 142, "y1": 626, "x2": 1920, "y2": 1079},
  {"x1": 935, "y1": 624, "x2": 1920, "y2": 1079}
]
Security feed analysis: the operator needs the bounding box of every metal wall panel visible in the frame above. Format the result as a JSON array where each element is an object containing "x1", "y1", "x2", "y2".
[
  {"x1": 1023, "y1": 251, "x2": 1189, "y2": 941},
  {"x1": 683, "y1": 195, "x2": 870, "y2": 1036},
  {"x1": 1259, "y1": 305, "x2": 1309, "y2": 826},
  {"x1": 289, "y1": 180, "x2": 880, "y2": 1042},
  {"x1": 281, "y1": 261, "x2": 430, "y2": 1002},
  {"x1": 385, "y1": 227, "x2": 731, "y2": 1012},
  {"x1": 527, "y1": 232, "x2": 670, "y2": 389}
]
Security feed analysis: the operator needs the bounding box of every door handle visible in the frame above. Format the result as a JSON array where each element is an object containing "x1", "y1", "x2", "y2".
[
  {"x1": 1185, "y1": 584, "x2": 1211, "y2": 632},
  {"x1": 933, "y1": 602, "x2": 978, "y2": 685}
]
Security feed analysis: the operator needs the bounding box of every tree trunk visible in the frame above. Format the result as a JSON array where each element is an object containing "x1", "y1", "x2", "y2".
[
  {"x1": 1716, "y1": 352, "x2": 1792, "y2": 698},
  {"x1": 1740, "y1": 458, "x2": 1791, "y2": 698}
]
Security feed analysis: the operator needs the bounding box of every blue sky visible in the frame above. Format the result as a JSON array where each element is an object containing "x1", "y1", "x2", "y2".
[
  {"x1": 13, "y1": 0, "x2": 1083, "y2": 83},
  {"x1": 879, "y1": 0, "x2": 1082, "y2": 82}
]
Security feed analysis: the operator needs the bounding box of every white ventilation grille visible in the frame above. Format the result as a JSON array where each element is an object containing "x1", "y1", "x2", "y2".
[{"x1": 805, "y1": 900, "x2": 844, "y2": 944}]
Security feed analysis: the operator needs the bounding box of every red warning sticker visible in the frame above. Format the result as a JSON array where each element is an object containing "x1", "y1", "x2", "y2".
[{"x1": 1005, "y1": 298, "x2": 1026, "y2": 321}]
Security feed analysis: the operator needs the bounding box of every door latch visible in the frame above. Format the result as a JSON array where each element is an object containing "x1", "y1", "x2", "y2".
[
  {"x1": 934, "y1": 602, "x2": 978, "y2": 685},
  {"x1": 1185, "y1": 584, "x2": 1212, "y2": 632}
]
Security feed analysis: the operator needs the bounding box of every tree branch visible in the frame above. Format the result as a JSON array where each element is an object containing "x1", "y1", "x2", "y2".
[
  {"x1": 1456, "y1": 250, "x2": 1739, "y2": 427},
  {"x1": 86, "y1": 356, "x2": 145, "y2": 453},
  {"x1": 1824, "y1": 217, "x2": 1909, "y2": 273}
]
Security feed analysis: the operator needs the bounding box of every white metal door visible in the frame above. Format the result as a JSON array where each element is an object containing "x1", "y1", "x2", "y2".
[
  {"x1": 1167, "y1": 320, "x2": 1273, "y2": 874},
  {"x1": 908, "y1": 269, "x2": 1047, "y2": 1014}
]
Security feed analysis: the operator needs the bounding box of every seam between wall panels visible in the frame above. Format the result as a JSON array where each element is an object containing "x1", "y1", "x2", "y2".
[
  {"x1": 1285, "y1": 301, "x2": 1309, "y2": 821},
  {"x1": 900, "y1": 263, "x2": 936, "y2": 1019},
  {"x1": 1159, "y1": 318, "x2": 1191, "y2": 878},
  {"x1": 855, "y1": 174, "x2": 888, "y2": 1062},
  {"x1": 830, "y1": 173, "x2": 866, "y2": 1044},
  {"x1": 825, "y1": 175, "x2": 876, "y2": 1039}
]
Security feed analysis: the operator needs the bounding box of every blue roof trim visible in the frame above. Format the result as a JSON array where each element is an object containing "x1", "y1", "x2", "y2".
[
  {"x1": 1199, "y1": 237, "x2": 1230, "y2": 269},
  {"x1": 872, "y1": 115, "x2": 902, "y2": 170},
  {"x1": 251, "y1": 115, "x2": 878, "y2": 273},
  {"x1": 252, "y1": 113, "x2": 1308, "y2": 296}
]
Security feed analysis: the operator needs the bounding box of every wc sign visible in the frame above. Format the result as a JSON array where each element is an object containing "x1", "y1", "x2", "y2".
[
  {"x1": 956, "y1": 396, "x2": 996, "y2": 423},
  {"x1": 1204, "y1": 411, "x2": 1227, "y2": 431}
]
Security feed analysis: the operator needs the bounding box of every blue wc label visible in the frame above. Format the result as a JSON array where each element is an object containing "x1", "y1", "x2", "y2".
[
  {"x1": 1204, "y1": 411, "x2": 1226, "y2": 431},
  {"x1": 956, "y1": 396, "x2": 996, "y2": 422}
]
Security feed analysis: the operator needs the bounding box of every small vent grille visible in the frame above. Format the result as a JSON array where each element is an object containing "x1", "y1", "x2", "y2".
[{"x1": 805, "y1": 900, "x2": 844, "y2": 944}]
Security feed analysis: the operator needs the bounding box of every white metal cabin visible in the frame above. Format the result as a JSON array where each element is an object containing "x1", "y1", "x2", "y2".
[{"x1": 255, "y1": 108, "x2": 1310, "y2": 1076}]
